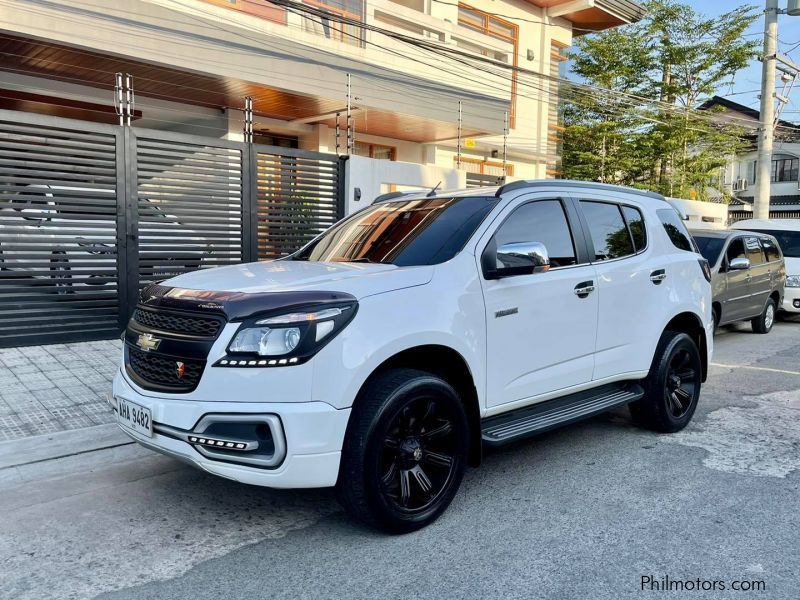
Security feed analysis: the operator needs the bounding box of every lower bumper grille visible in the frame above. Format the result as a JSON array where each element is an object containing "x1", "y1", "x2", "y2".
[{"x1": 126, "y1": 345, "x2": 204, "y2": 392}]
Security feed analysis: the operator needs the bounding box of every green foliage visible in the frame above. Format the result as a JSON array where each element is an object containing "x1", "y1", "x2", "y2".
[{"x1": 562, "y1": 0, "x2": 758, "y2": 200}]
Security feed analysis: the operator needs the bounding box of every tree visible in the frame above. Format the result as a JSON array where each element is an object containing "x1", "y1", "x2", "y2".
[{"x1": 562, "y1": 0, "x2": 758, "y2": 199}]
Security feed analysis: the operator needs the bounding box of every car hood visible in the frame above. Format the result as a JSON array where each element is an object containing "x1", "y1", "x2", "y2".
[{"x1": 162, "y1": 260, "x2": 434, "y2": 300}]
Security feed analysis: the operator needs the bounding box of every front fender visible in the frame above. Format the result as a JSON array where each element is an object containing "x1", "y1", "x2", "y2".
[{"x1": 310, "y1": 269, "x2": 486, "y2": 411}]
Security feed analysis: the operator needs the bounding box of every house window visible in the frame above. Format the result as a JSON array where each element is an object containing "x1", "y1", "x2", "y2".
[
  {"x1": 253, "y1": 132, "x2": 300, "y2": 149},
  {"x1": 301, "y1": 0, "x2": 365, "y2": 47},
  {"x1": 200, "y1": 0, "x2": 286, "y2": 24},
  {"x1": 354, "y1": 142, "x2": 396, "y2": 160},
  {"x1": 458, "y1": 4, "x2": 518, "y2": 128},
  {"x1": 771, "y1": 156, "x2": 799, "y2": 182},
  {"x1": 456, "y1": 157, "x2": 514, "y2": 176}
]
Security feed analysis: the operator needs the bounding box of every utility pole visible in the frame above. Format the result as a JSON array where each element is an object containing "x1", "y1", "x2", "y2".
[{"x1": 755, "y1": 0, "x2": 779, "y2": 221}]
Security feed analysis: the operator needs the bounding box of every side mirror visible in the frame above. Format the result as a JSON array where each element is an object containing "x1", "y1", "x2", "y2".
[
  {"x1": 729, "y1": 257, "x2": 750, "y2": 271},
  {"x1": 487, "y1": 241, "x2": 550, "y2": 279}
]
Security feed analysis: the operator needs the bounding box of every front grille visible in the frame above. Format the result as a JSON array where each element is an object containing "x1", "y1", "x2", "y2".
[
  {"x1": 126, "y1": 346, "x2": 204, "y2": 392},
  {"x1": 133, "y1": 308, "x2": 222, "y2": 338}
]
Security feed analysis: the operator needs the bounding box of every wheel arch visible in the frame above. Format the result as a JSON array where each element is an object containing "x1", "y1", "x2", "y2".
[
  {"x1": 663, "y1": 312, "x2": 708, "y2": 382},
  {"x1": 352, "y1": 344, "x2": 482, "y2": 467}
]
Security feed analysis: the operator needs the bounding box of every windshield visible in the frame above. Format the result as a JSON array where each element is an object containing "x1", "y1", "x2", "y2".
[
  {"x1": 745, "y1": 229, "x2": 800, "y2": 258},
  {"x1": 291, "y1": 196, "x2": 497, "y2": 266},
  {"x1": 692, "y1": 235, "x2": 726, "y2": 265}
]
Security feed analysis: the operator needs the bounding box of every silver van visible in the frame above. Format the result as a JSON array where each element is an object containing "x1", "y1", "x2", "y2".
[{"x1": 691, "y1": 229, "x2": 785, "y2": 333}]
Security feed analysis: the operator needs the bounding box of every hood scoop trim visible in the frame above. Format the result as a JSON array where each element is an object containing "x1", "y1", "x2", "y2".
[{"x1": 139, "y1": 284, "x2": 356, "y2": 322}]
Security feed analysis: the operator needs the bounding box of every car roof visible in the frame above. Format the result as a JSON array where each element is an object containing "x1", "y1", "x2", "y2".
[
  {"x1": 373, "y1": 180, "x2": 668, "y2": 204},
  {"x1": 730, "y1": 219, "x2": 800, "y2": 231},
  {"x1": 690, "y1": 228, "x2": 776, "y2": 240},
  {"x1": 689, "y1": 229, "x2": 735, "y2": 239}
]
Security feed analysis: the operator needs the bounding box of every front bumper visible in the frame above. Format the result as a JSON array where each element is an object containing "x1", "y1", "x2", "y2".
[
  {"x1": 111, "y1": 370, "x2": 350, "y2": 488},
  {"x1": 782, "y1": 286, "x2": 800, "y2": 313}
]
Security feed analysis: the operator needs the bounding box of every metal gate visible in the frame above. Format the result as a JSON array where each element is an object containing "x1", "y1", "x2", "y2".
[
  {"x1": 0, "y1": 110, "x2": 345, "y2": 348},
  {"x1": 253, "y1": 145, "x2": 343, "y2": 260},
  {"x1": 465, "y1": 172, "x2": 503, "y2": 188},
  {"x1": 0, "y1": 113, "x2": 122, "y2": 346}
]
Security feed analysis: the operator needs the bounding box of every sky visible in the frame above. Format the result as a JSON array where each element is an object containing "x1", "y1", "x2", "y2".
[
  {"x1": 574, "y1": 1, "x2": 800, "y2": 122},
  {"x1": 691, "y1": 0, "x2": 800, "y2": 120}
]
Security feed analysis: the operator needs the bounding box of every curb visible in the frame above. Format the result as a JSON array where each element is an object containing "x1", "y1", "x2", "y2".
[{"x1": 0, "y1": 423, "x2": 132, "y2": 471}]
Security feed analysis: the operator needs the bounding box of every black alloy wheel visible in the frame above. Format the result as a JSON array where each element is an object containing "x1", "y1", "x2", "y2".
[
  {"x1": 664, "y1": 348, "x2": 697, "y2": 419},
  {"x1": 337, "y1": 368, "x2": 469, "y2": 533},
  {"x1": 380, "y1": 397, "x2": 460, "y2": 513},
  {"x1": 630, "y1": 331, "x2": 702, "y2": 433}
]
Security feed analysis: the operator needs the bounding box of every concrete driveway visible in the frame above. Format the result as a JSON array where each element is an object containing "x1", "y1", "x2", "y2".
[{"x1": 2, "y1": 320, "x2": 799, "y2": 599}]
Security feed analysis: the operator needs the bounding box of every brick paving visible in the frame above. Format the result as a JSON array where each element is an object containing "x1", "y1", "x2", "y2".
[{"x1": 0, "y1": 340, "x2": 121, "y2": 441}]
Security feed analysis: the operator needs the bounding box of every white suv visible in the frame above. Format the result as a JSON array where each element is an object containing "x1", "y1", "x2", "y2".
[{"x1": 111, "y1": 181, "x2": 713, "y2": 532}]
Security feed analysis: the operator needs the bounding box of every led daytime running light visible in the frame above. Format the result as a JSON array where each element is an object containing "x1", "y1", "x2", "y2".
[{"x1": 256, "y1": 307, "x2": 345, "y2": 325}]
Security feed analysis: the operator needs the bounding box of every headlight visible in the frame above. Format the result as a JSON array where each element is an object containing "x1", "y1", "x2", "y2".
[
  {"x1": 221, "y1": 303, "x2": 357, "y2": 367},
  {"x1": 786, "y1": 275, "x2": 800, "y2": 288}
]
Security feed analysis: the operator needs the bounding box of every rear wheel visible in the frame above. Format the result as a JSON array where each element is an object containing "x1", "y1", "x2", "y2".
[
  {"x1": 630, "y1": 331, "x2": 702, "y2": 433},
  {"x1": 751, "y1": 298, "x2": 776, "y2": 334},
  {"x1": 336, "y1": 368, "x2": 468, "y2": 533}
]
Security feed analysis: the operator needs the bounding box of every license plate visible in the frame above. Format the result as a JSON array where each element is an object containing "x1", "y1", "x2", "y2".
[{"x1": 116, "y1": 397, "x2": 153, "y2": 437}]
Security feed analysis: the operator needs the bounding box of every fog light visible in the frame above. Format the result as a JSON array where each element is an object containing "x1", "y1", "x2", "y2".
[
  {"x1": 794, "y1": 299, "x2": 800, "y2": 308},
  {"x1": 188, "y1": 435, "x2": 249, "y2": 451}
]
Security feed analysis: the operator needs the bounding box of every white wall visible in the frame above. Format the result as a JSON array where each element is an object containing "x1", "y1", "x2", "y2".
[{"x1": 344, "y1": 155, "x2": 466, "y2": 215}]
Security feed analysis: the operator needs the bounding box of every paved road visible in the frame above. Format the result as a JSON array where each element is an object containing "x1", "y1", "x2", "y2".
[{"x1": 2, "y1": 320, "x2": 799, "y2": 599}]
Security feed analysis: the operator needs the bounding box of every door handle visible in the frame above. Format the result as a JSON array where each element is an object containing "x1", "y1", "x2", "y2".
[
  {"x1": 574, "y1": 281, "x2": 595, "y2": 298},
  {"x1": 650, "y1": 269, "x2": 667, "y2": 284}
]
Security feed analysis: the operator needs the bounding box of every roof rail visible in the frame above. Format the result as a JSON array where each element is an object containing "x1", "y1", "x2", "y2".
[
  {"x1": 372, "y1": 190, "x2": 427, "y2": 203},
  {"x1": 495, "y1": 179, "x2": 665, "y2": 201}
]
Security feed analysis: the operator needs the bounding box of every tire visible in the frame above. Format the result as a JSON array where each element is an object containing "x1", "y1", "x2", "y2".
[
  {"x1": 711, "y1": 306, "x2": 719, "y2": 335},
  {"x1": 629, "y1": 331, "x2": 702, "y2": 433},
  {"x1": 336, "y1": 368, "x2": 469, "y2": 533},
  {"x1": 49, "y1": 251, "x2": 72, "y2": 295},
  {"x1": 751, "y1": 297, "x2": 776, "y2": 334}
]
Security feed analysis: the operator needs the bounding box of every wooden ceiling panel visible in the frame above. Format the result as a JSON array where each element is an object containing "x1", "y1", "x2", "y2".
[{"x1": 0, "y1": 35, "x2": 477, "y2": 142}]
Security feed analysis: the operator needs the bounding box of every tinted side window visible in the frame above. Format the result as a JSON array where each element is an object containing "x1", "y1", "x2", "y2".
[
  {"x1": 745, "y1": 236, "x2": 765, "y2": 265},
  {"x1": 726, "y1": 238, "x2": 746, "y2": 263},
  {"x1": 580, "y1": 201, "x2": 634, "y2": 260},
  {"x1": 494, "y1": 200, "x2": 577, "y2": 268},
  {"x1": 656, "y1": 208, "x2": 695, "y2": 252},
  {"x1": 622, "y1": 205, "x2": 647, "y2": 251},
  {"x1": 761, "y1": 237, "x2": 781, "y2": 262}
]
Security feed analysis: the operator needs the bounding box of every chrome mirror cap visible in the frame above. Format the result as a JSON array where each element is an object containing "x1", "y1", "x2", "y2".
[
  {"x1": 493, "y1": 241, "x2": 550, "y2": 278},
  {"x1": 729, "y1": 257, "x2": 750, "y2": 271}
]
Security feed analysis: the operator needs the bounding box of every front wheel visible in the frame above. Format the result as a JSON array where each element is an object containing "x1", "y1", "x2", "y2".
[
  {"x1": 751, "y1": 297, "x2": 776, "y2": 334},
  {"x1": 630, "y1": 331, "x2": 702, "y2": 433},
  {"x1": 336, "y1": 368, "x2": 469, "y2": 533}
]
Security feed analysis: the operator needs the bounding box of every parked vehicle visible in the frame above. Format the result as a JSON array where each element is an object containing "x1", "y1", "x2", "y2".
[
  {"x1": 0, "y1": 184, "x2": 212, "y2": 291},
  {"x1": 111, "y1": 181, "x2": 713, "y2": 532},
  {"x1": 730, "y1": 219, "x2": 800, "y2": 316},
  {"x1": 691, "y1": 229, "x2": 785, "y2": 333}
]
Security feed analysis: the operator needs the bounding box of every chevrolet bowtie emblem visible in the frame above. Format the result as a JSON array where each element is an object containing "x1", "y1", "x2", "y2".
[{"x1": 136, "y1": 332, "x2": 161, "y2": 352}]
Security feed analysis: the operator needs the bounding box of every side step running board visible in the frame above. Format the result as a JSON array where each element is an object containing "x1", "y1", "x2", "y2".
[{"x1": 481, "y1": 382, "x2": 644, "y2": 446}]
